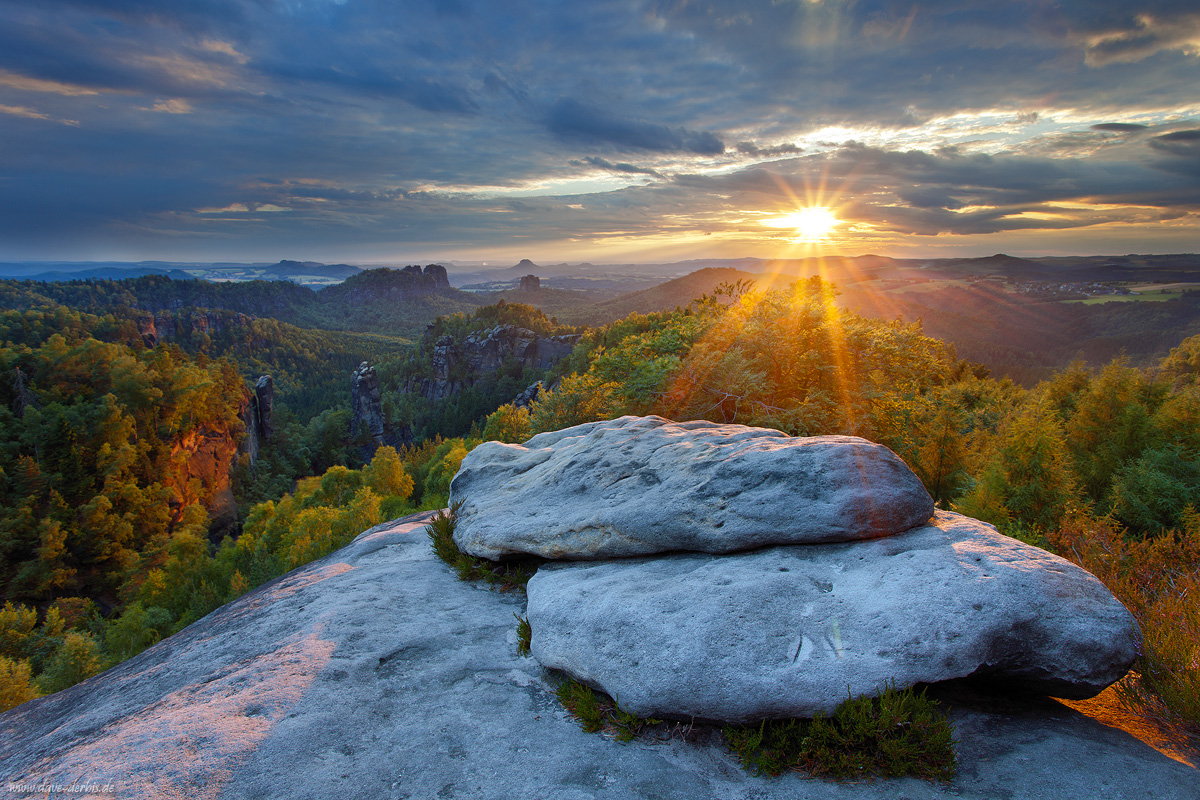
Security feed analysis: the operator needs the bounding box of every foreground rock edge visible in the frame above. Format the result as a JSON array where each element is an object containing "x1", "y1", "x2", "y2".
[{"x1": 0, "y1": 510, "x2": 1191, "y2": 800}]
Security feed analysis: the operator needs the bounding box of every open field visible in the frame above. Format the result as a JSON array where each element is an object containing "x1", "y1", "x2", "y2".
[
  {"x1": 1129, "y1": 283, "x2": 1200, "y2": 293},
  {"x1": 1068, "y1": 293, "x2": 1186, "y2": 305}
]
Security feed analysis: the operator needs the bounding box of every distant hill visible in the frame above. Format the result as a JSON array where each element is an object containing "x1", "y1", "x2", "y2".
[{"x1": 0, "y1": 266, "x2": 487, "y2": 340}]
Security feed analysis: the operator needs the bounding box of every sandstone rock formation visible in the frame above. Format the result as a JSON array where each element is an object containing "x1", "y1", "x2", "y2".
[
  {"x1": 350, "y1": 361, "x2": 385, "y2": 441},
  {"x1": 527, "y1": 511, "x2": 1142, "y2": 723},
  {"x1": 513, "y1": 380, "x2": 542, "y2": 408},
  {"x1": 0, "y1": 512, "x2": 1190, "y2": 800},
  {"x1": 239, "y1": 375, "x2": 275, "y2": 467},
  {"x1": 405, "y1": 325, "x2": 580, "y2": 402},
  {"x1": 350, "y1": 362, "x2": 413, "y2": 454},
  {"x1": 519, "y1": 274, "x2": 541, "y2": 292},
  {"x1": 166, "y1": 422, "x2": 243, "y2": 535},
  {"x1": 450, "y1": 416, "x2": 935, "y2": 559},
  {"x1": 451, "y1": 415, "x2": 1141, "y2": 722}
]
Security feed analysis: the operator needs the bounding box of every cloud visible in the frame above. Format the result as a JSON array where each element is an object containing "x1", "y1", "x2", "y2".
[
  {"x1": 0, "y1": 103, "x2": 49, "y2": 120},
  {"x1": 546, "y1": 98, "x2": 725, "y2": 155},
  {"x1": 580, "y1": 156, "x2": 663, "y2": 179},
  {"x1": 1082, "y1": 12, "x2": 1200, "y2": 66},
  {"x1": 736, "y1": 142, "x2": 802, "y2": 157},
  {"x1": 0, "y1": 69, "x2": 100, "y2": 96},
  {"x1": 1149, "y1": 130, "x2": 1200, "y2": 158},
  {"x1": 151, "y1": 98, "x2": 193, "y2": 113},
  {"x1": 1, "y1": 0, "x2": 1199, "y2": 259}
]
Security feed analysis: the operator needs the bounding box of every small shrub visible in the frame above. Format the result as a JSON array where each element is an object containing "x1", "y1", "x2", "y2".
[
  {"x1": 724, "y1": 684, "x2": 957, "y2": 782},
  {"x1": 515, "y1": 614, "x2": 531, "y2": 657},
  {"x1": 554, "y1": 676, "x2": 661, "y2": 740},
  {"x1": 426, "y1": 503, "x2": 542, "y2": 592}
]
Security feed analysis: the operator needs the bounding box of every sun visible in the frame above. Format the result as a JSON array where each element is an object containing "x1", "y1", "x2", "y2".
[{"x1": 762, "y1": 207, "x2": 840, "y2": 240}]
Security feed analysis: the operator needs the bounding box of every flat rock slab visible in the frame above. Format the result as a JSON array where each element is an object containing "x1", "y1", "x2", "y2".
[
  {"x1": 1, "y1": 512, "x2": 1191, "y2": 800},
  {"x1": 527, "y1": 511, "x2": 1142, "y2": 724},
  {"x1": 450, "y1": 415, "x2": 934, "y2": 559}
]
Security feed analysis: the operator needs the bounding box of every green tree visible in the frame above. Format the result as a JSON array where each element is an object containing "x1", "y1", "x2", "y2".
[
  {"x1": 37, "y1": 631, "x2": 107, "y2": 694},
  {"x1": 0, "y1": 655, "x2": 40, "y2": 712},
  {"x1": 362, "y1": 446, "x2": 414, "y2": 501},
  {"x1": 482, "y1": 404, "x2": 532, "y2": 443}
]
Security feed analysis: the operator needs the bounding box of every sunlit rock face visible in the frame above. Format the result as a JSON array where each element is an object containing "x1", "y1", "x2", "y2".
[
  {"x1": 526, "y1": 511, "x2": 1142, "y2": 723},
  {"x1": 450, "y1": 415, "x2": 935, "y2": 560}
]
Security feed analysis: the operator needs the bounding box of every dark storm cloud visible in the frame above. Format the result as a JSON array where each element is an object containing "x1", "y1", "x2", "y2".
[
  {"x1": 1149, "y1": 130, "x2": 1200, "y2": 158},
  {"x1": 546, "y1": 98, "x2": 725, "y2": 155}
]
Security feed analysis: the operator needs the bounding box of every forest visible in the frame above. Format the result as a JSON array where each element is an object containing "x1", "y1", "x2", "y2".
[{"x1": 0, "y1": 272, "x2": 1197, "y2": 742}]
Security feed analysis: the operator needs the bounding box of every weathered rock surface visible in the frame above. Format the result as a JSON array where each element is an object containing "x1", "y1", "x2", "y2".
[
  {"x1": 519, "y1": 274, "x2": 541, "y2": 291},
  {"x1": 0, "y1": 512, "x2": 1192, "y2": 800},
  {"x1": 526, "y1": 511, "x2": 1142, "y2": 723},
  {"x1": 451, "y1": 416, "x2": 935, "y2": 560}
]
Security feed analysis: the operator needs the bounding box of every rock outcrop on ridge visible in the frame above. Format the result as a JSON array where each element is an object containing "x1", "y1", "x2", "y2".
[
  {"x1": 406, "y1": 324, "x2": 580, "y2": 403},
  {"x1": 450, "y1": 415, "x2": 935, "y2": 559},
  {"x1": 452, "y1": 415, "x2": 1141, "y2": 720},
  {"x1": 0, "y1": 512, "x2": 1191, "y2": 800}
]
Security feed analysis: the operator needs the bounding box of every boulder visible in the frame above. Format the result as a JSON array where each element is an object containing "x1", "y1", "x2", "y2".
[
  {"x1": 450, "y1": 416, "x2": 934, "y2": 559},
  {"x1": 526, "y1": 511, "x2": 1142, "y2": 724}
]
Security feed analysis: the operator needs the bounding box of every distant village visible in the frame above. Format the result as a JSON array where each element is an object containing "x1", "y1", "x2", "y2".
[{"x1": 1010, "y1": 280, "x2": 1135, "y2": 300}]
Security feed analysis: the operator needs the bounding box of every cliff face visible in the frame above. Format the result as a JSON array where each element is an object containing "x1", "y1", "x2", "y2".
[
  {"x1": 137, "y1": 309, "x2": 256, "y2": 348},
  {"x1": 406, "y1": 324, "x2": 579, "y2": 402},
  {"x1": 166, "y1": 421, "x2": 244, "y2": 535},
  {"x1": 154, "y1": 375, "x2": 271, "y2": 538},
  {"x1": 239, "y1": 375, "x2": 274, "y2": 466}
]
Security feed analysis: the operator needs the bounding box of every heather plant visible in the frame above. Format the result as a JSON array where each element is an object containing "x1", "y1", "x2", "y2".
[
  {"x1": 724, "y1": 684, "x2": 956, "y2": 782},
  {"x1": 1048, "y1": 511, "x2": 1200, "y2": 729}
]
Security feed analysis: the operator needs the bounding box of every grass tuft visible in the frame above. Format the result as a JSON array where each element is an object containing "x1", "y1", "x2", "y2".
[
  {"x1": 426, "y1": 502, "x2": 543, "y2": 592},
  {"x1": 554, "y1": 676, "x2": 662, "y2": 740},
  {"x1": 515, "y1": 614, "x2": 531, "y2": 657},
  {"x1": 724, "y1": 683, "x2": 957, "y2": 782}
]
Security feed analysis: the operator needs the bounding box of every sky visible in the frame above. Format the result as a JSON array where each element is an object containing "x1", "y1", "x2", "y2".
[{"x1": 1, "y1": 0, "x2": 1199, "y2": 265}]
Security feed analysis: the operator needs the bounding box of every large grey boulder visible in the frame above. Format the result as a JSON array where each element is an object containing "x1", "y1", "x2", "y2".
[
  {"x1": 526, "y1": 511, "x2": 1142, "y2": 724},
  {"x1": 451, "y1": 415, "x2": 934, "y2": 560}
]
